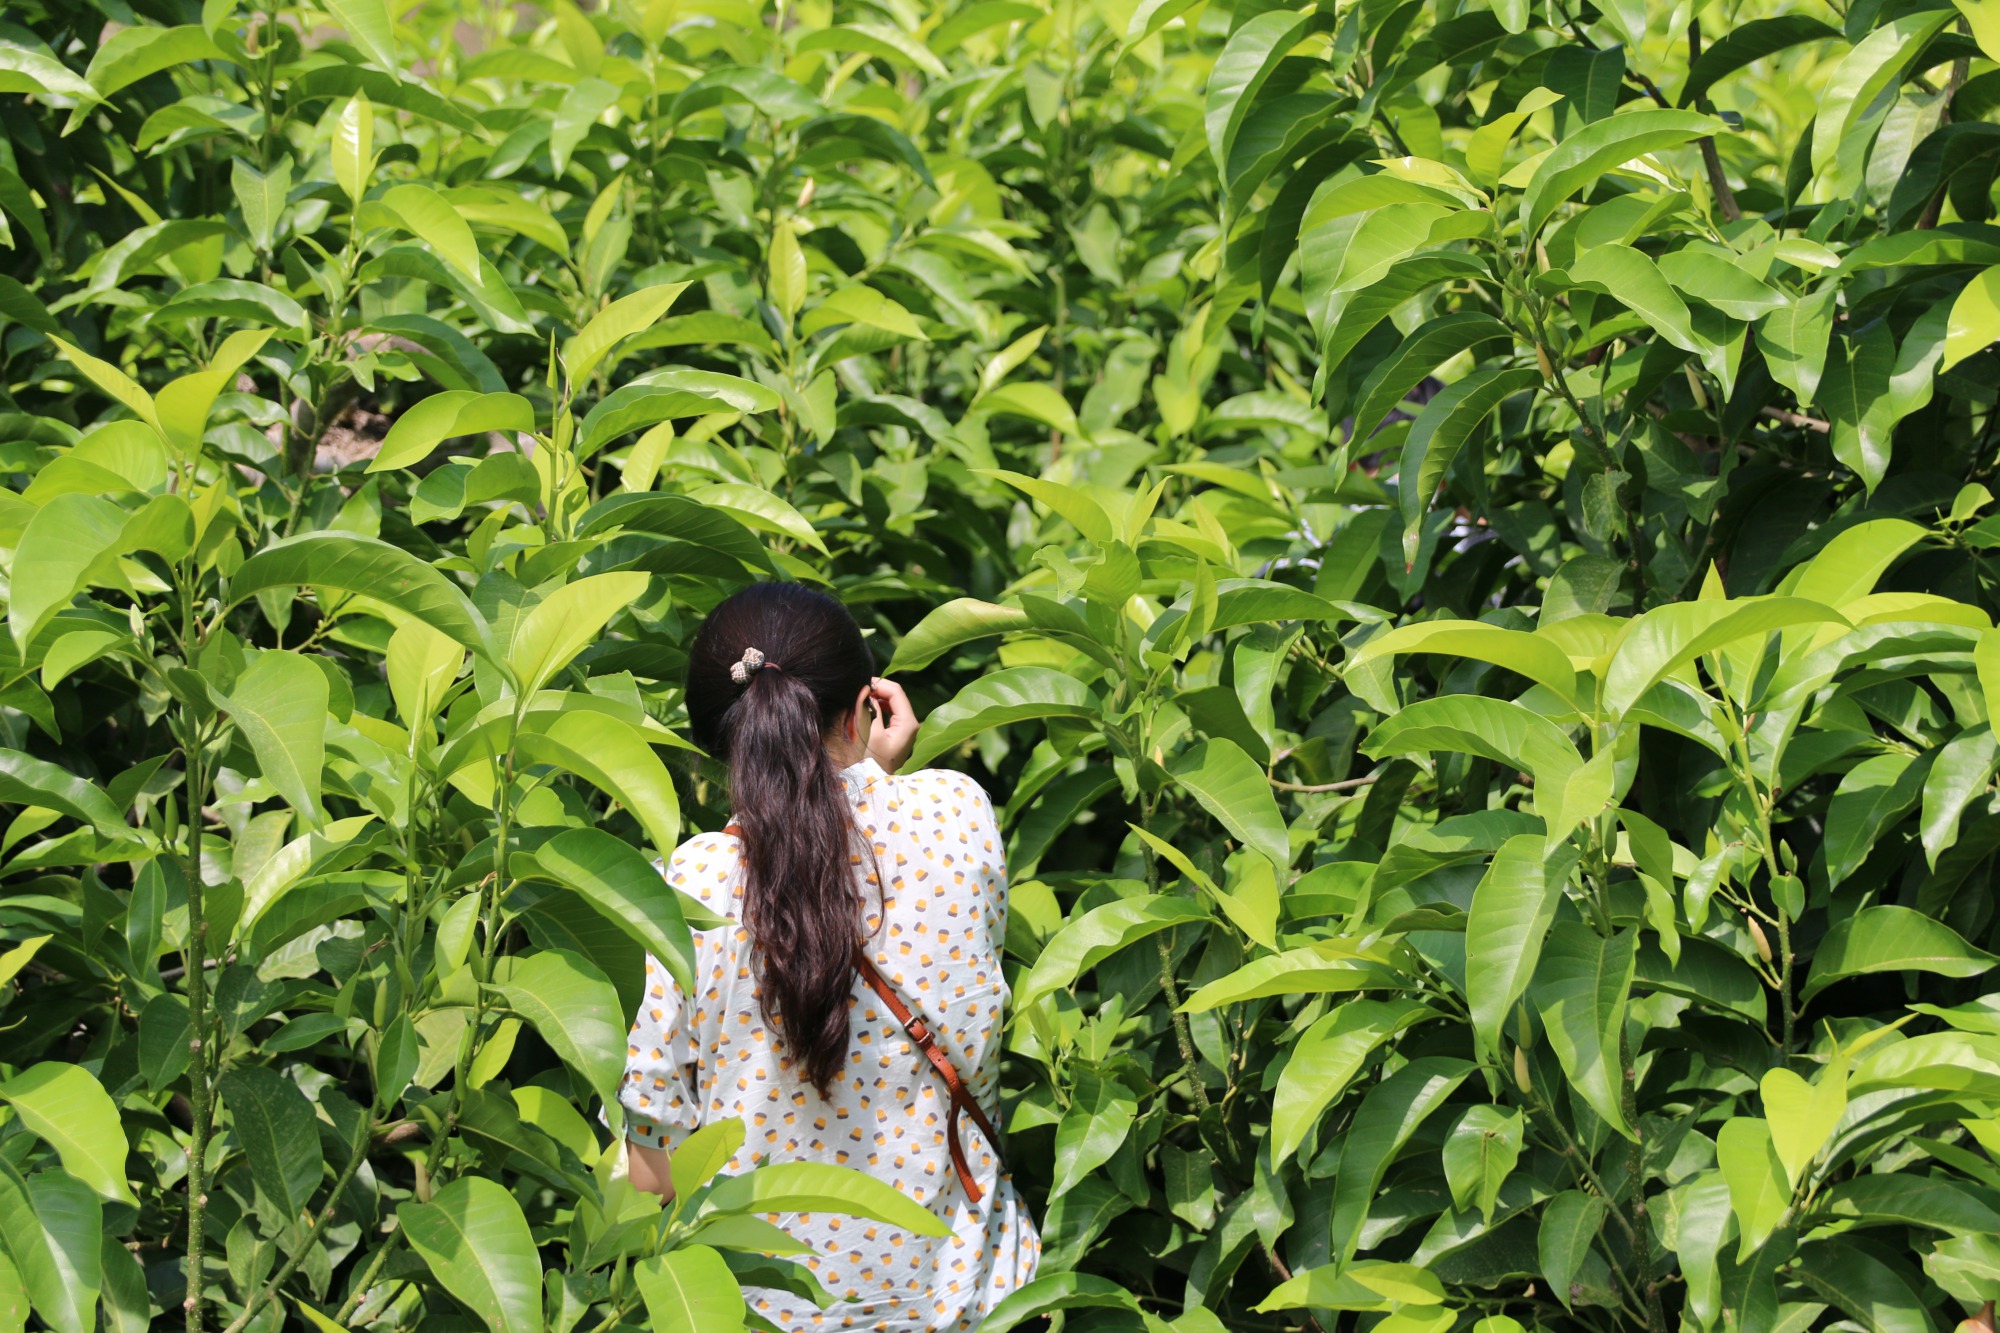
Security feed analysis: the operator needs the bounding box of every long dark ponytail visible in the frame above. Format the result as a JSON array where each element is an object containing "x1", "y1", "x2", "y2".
[{"x1": 685, "y1": 584, "x2": 875, "y2": 1097}]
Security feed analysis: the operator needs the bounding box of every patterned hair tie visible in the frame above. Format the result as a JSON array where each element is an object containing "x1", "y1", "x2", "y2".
[{"x1": 730, "y1": 647, "x2": 768, "y2": 684}]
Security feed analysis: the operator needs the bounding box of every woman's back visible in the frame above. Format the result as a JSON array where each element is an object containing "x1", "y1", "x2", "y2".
[{"x1": 621, "y1": 757, "x2": 1041, "y2": 1330}]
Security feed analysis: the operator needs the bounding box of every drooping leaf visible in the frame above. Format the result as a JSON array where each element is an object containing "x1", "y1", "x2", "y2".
[{"x1": 400, "y1": 1178, "x2": 545, "y2": 1333}]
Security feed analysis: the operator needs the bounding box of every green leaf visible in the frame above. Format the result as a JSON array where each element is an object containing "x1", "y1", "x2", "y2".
[
  {"x1": 459, "y1": 709, "x2": 680, "y2": 858},
  {"x1": 1271, "y1": 998, "x2": 1433, "y2": 1166},
  {"x1": 1822, "y1": 752, "x2": 1930, "y2": 888},
  {"x1": 980, "y1": 1274, "x2": 1145, "y2": 1333},
  {"x1": 1803, "y1": 905, "x2": 1997, "y2": 1002},
  {"x1": 1129, "y1": 825, "x2": 1278, "y2": 950},
  {"x1": 1921, "y1": 726, "x2": 1997, "y2": 865},
  {"x1": 885, "y1": 598, "x2": 1033, "y2": 672},
  {"x1": 232, "y1": 156, "x2": 290, "y2": 252},
  {"x1": 1946, "y1": 266, "x2": 2000, "y2": 371},
  {"x1": 1349, "y1": 314, "x2": 1513, "y2": 448},
  {"x1": 82, "y1": 24, "x2": 223, "y2": 98},
  {"x1": 368, "y1": 391, "x2": 535, "y2": 473},
  {"x1": 565, "y1": 283, "x2": 689, "y2": 384},
  {"x1": 1205, "y1": 9, "x2": 1318, "y2": 173},
  {"x1": 1014, "y1": 895, "x2": 1211, "y2": 1012},
  {"x1": 703, "y1": 1161, "x2": 950, "y2": 1236},
  {"x1": 323, "y1": 0, "x2": 398, "y2": 71},
  {"x1": 1166, "y1": 738, "x2": 1290, "y2": 874},
  {"x1": 578, "y1": 369, "x2": 782, "y2": 457},
  {"x1": 333, "y1": 94, "x2": 374, "y2": 202},
  {"x1": 769, "y1": 220, "x2": 807, "y2": 323},
  {"x1": 1539, "y1": 1190, "x2": 1609, "y2": 1310},
  {"x1": 1532, "y1": 922, "x2": 1637, "y2": 1140},
  {"x1": 1759, "y1": 1062, "x2": 1845, "y2": 1190},
  {"x1": 1792, "y1": 1238, "x2": 1934, "y2": 1333},
  {"x1": 1442, "y1": 1104, "x2": 1523, "y2": 1220},
  {"x1": 1522, "y1": 108, "x2": 1720, "y2": 236},
  {"x1": 1050, "y1": 1068, "x2": 1137, "y2": 1198},
  {"x1": 632, "y1": 1247, "x2": 744, "y2": 1333},
  {"x1": 795, "y1": 23, "x2": 947, "y2": 77},
  {"x1": 379, "y1": 183, "x2": 480, "y2": 282},
  {"x1": 217, "y1": 1065, "x2": 322, "y2": 1224},
  {"x1": 1811, "y1": 10, "x2": 1956, "y2": 175},
  {"x1": 1363, "y1": 694, "x2": 1583, "y2": 822},
  {"x1": 0, "y1": 751, "x2": 132, "y2": 843},
  {"x1": 1601, "y1": 596, "x2": 1848, "y2": 718},
  {"x1": 1680, "y1": 16, "x2": 1840, "y2": 108},
  {"x1": 1348, "y1": 619, "x2": 1578, "y2": 702},
  {"x1": 550, "y1": 78, "x2": 618, "y2": 176},
  {"x1": 491, "y1": 949, "x2": 625, "y2": 1110},
  {"x1": 0, "y1": 1064, "x2": 134, "y2": 1205},
  {"x1": 216, "y1": 649, "x2": 328, "y2": 824},
  {"x1": 1569, "y1": 244, "x2": 1701, "y2": 355},
  {"x1": 507, "y1": 572, "x2": 650, "y2": 695},
  {"x1": 7, "y1": 494, "x2": 127, "y2": 651},
  {"x1": 976, "y1": 469, "x2": 1116, "y2": 543},
  {"x1": 1256, "y1": 1260, "x2": 1444, "y2": 1312},
  {"x1": 906, "y1": 666, "x2": 1094, "y2": 770},
  {"x1": 1466, "y1": 834, "x2": 1581, "y2": 1057},
  {"x1": 1179, "y1": 943, "x2": 1391, "y2": 1011},
  {"x1": 1397, "y1": 367, "x2": 1540, "y2": 565},
  {"x1": 230, "y1": 532, "x2": 489, "y2": 654},
  {"x1": 400, "y1": 1178, "x2": 544, "y2": 1333},
  {"x1": 1326, "y1": 1057, "x2": 1472, "y2": 1262},
  {"x1": 1717, "y1": 1117, "x2": 1790, "y2": 1260},
  {"x1": 668, "y1": 1119, "x2": 745, "y2": 1200},
  {"x1": 0, "y1": 1161, "x2": 99, "y2": 1333},
  {"x1": 534, "y1": 827, "x2": 696, "y2": 994}
]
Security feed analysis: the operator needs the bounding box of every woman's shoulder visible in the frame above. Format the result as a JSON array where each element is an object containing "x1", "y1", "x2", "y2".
[
  {"x1": 662, "y1": 830, "x2": 745, "y2": 917},
  {"x1": 887, "y1": 766, "x2": 994, "y2": 811}
]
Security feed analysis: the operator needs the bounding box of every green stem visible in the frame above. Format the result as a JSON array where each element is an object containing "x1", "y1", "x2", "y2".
[
  {"x1": 1138, "y1": 799, "x2": 1209, "y2": 1113},
  {"x1": 333, "y1": 1230, "x2": 405, "y2": 1324},
  {"x1": 179, "y1": 739, "x2": 214, "y2": 1333}
]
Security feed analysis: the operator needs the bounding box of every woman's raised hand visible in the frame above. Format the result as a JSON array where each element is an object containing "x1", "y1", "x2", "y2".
[{"x1": 866, "y1": 677, "x2": 920, "y2": 774}]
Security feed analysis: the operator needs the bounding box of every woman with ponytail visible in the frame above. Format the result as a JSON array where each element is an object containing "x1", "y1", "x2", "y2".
[{"x1": 619, "y1": 583, "x2": 1040, "y2": 1331}]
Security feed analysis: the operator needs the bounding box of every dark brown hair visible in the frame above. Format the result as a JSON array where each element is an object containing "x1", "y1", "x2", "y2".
[{"x1": 685, "y1": 583, "x2": 874, "y2": 1097}]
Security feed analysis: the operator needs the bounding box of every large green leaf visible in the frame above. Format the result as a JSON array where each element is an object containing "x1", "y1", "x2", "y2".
[
  {"x1": 1522, "y1": 109, "x2": 1720, "y2": 235},
  {"x1": 491, "y1": 949, "x2": 625, "y2": 1109},
  {"x1": 1348, "y1": 620, "x2": 1578, "y2": 703},
  {"x1": 1166, "y1": 738, "x2": 1290, "y2": 873},
  {"x1": 703, "y1": 1161, "x2": 950, "y2": 1235},
  {"x1": 533, "y1": 827, "x2": 696, "y2": 993},
  {"x1": 1791, "y1": 1239, "x2": 1934, "y2": 1333},
  {"x1": 1539, "y1": 1191, "x2": 1609, "y2": 1310},
  {"x1": 0, "y1": 1064, "x2": 134, "y2": 1206},
  {"x1": 507, "y1": 573, "x2": 651, "y2": 696},
  {"x1": 217, "y1": 1065, "x2": 323, "y2": 1224},
  {"x1": 1049, "y1": 1068, "x2": 1138, "y2": 1198},
  {"x1": 6, "y1": 494, "x2": 126, "y2": 651},
  {"x1": 565, "y1": 283, "x2": 689, "y2": 384},
  {"x1": 1531, "y1": 922, "x2": 1637, "y2": 1139},
  {"x1": 0, "y1": 751, "x2": 134, "y2": 843},
  {"x1": 885, "y1": 598, "x2": 1033, "y2": 672},
  {"x1": 229, "y1": 533, "x2": 489, "y2": 655},
  {"x1": 906, "y1": 667, "x2": 1095, "y2": 769},
  {"x1": 0, "y1": 1162, "x2": 99, "y2": 1333},
  {"x1": 1271, "y1": 998, "x2": 1433, "y2": 1166},
  {"x1": 632, "y1": 1247, "x2": 744, "y2": 1333},
  {"x1": 1013, "y1": 895, "x2": 1210, "y2": 1012},
  {"x1": 1466, "y1": 835, "x2": 1581, "y2": 1058},
  {"x1": 1396, "y1": 366, "x2": 1540, "y2": 565},
  {"x1": 400, "y1": 1178, "x2": 544, "y2": 1333},
  {"x1": 1803, "y1": 905, "x2": 1997, "y2": 1002},
  {"x1": 578, "y1": 369, "x2": 782, "y2": 457},
  {"x1": 1326, "y1": 1057, "x2": 1473, "y2": 1262},
  {"x1": 1717, "y1": 1117, "x2": 1789, "y2": 1260},
  {"x1": 1822, "y1": 752, "x2": 1931, "y2": 887},
  {"x1": 367, "y1": 391, "x2": 535, "y2": 473},
  {"x1": 216, "y1": 649, "x2": 329, "y2": 824}
]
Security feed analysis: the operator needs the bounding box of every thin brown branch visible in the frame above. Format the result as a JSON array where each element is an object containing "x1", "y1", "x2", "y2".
[{"x1": 1760, "y1": 406, "x2": 1831, "y2": 434}]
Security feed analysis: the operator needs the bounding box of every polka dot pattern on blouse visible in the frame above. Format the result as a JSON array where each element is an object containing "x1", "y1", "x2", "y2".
[{"x1": 620, "y1": 758, "x2": 1041, "y2": 1332}]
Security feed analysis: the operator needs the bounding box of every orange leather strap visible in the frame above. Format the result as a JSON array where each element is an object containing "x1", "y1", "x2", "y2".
[
  {"x1": 720, "y1": 824, "x2": 1003, "y2": 1203},
  {"x1": 850, "y1": 943, "x2": 1004, "y2": 1204}
]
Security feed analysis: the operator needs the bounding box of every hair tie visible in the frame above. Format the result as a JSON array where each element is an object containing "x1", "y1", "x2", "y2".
[{"x1": 730, "y1": 647, "x2": 771, "y2": 684}]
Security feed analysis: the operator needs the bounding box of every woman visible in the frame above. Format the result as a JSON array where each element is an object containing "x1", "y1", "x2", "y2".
[{"x1": 619, "y1": 583, "x2": 1040, "y2": 1331}]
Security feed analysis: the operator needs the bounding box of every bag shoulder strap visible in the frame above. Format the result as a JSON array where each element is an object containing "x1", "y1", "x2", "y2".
[{"x1": 719, "y1": 824, "x2": 1004, "y2": 1204}]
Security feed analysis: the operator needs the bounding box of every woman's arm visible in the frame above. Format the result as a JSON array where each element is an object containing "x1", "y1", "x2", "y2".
[{"x1": 626, "y1": 1138, "x2": 675, "y2": 1200}]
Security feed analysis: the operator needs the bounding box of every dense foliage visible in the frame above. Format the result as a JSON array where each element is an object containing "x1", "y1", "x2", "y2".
[{"x1": 4, "y1": 0, "x2": 2000, "y2": 1329}]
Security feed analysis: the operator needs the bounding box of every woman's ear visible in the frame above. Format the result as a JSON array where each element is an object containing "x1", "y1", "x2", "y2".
[{"x1": 850, "y1": 684, "x2": 873, "y2": 740}]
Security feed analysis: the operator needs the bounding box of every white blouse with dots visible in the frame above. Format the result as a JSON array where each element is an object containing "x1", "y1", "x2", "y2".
[{"x1": 619, "y1": 757, "x2": 1041, "y2": 1331}]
